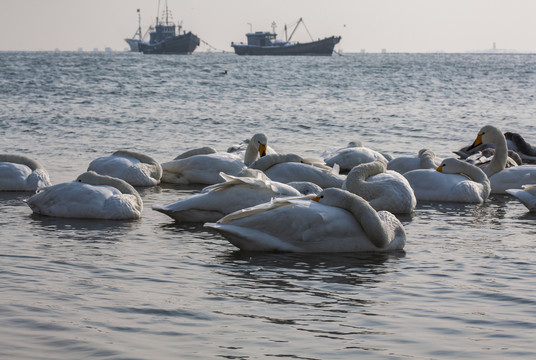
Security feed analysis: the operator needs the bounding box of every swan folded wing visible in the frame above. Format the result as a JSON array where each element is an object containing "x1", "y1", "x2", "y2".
[
  {"x1": 27, "y1": 183, "x2": 118, "y2": 218},
  {"x1": 489, "y1": 166, "x2": 536, "y2": 194},
  {"x1": 265, "y1": 163, "x2": 344, "y2": 189},
  {"x1": 0, "y1": 163, "x2": 32, "y2": 190},
  {"x1": 505, "y1": 187, "x2": 536, "y2": 211},
  {"x1": 161, "y1": 153, "x2": 245, "y2": 184}
]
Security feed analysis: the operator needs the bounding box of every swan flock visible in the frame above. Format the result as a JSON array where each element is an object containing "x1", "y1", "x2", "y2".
[{"x1": 2, "y1": 125, "x2": 535, "y2": 252}]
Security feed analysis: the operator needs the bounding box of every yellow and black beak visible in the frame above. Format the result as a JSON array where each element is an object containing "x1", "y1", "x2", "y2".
[
  {"x1": 312, "y1": 195, "x2": 320, "y2": 202},
  {"x1": 466, "y1": 133, "x2": 483, "y2": 151},
  {"x1": 436, "y1": 165, "x2": 444, "y2": 172},
  {"x1": 259, "y1": 143, "x2": 267, "y2": 157}
]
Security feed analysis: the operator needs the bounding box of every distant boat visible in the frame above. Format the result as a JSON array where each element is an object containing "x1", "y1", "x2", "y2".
[
  {"x1": 138, "y1": 1, "x2": 200, "y2": 55},
  {"x1": 231, "y1": 18, "x2": 341, "y2": 56}
]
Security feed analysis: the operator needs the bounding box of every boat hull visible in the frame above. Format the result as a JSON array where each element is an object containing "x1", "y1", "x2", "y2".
[
  {"x1": 232, "y1": 36, "x2": 341, "y2": 56},
  {"x1": 124, "y1": 38, "x2": 141, "y2": 52},
  {"x1": 139, "y1": 32, "x2": 200, "y2": 55}
]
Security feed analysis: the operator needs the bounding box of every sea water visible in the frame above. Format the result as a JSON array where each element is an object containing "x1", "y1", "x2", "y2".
[{"x1": 1, "y1": 51, "x2": 535, "y2": 359}]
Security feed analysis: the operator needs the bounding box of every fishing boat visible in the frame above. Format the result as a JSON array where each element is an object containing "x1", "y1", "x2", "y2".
[
  {"x1": 231, "y1": 18, "x2": 341, "y2": 56},
  {"x1": 137, "y1": 1, "x2": 200, "y2": 55}
]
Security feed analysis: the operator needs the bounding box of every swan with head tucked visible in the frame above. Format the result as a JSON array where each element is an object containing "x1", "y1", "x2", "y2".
[
  {"x1": 505, "y1": 184, "x2": 536, "y2": 212},
  {"x1": 160, "y1": 133, "x2": 267, "y2": 185},
  {"x1": 0, "y1": 154, "x2": 51, "y2": 192},
  {"x1": 87, "y1": 150, "x2": 162, "y2": 186},
  {"x1": 26, "y1": 171, "x2": 143, "y2": 219},
  {"x1": 343, "y1": 160, "x2": 416, "y2": 214},
  {"x1": 322, "y1": 141, "x2": 392, "y2": 173},
  {"x1": 467, "y1": 125, "x2": 536, "y2": 194},
  {"x1": 403, "y1": 158, "x2": 490, "y2": 203},
  {"x1": 205, "y1": 188, "x2": 406, "y2": 253},
  {"x1": 152, "y1": 170, "x2": 311, "y2": 222},
  {"x1": 249, "y1": 153, "x2": 345, "y2": 189},
  {"x1": 387, "y1": 149, "x2": 442, "y2": 174}
]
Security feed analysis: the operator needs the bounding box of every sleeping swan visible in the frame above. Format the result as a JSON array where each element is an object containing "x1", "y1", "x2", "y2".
[
  {"x1": 387, "y1": 149, "x2": 442, "y2": 174},
  {"x1": 26, "y1": 171, "x2": 143, "y2": 219},
  {"x1": 161, "y1": 133, "x2": 267, "y2": 185},
  {"x1": 323, "y1": 141, "x2": 391, "y2": 173},
  {"x1": 343, "y1": 160, "x2": 416, "y2": 214},
  {"x1": 205, "y1": 188, "x2": 406, "y2": 253},
  {"x1": 404, "y1": 158, "x2": 490, "y2": 203},
  {"x1": 0, "y1": 154, "x2": 51, "y2": 192},
  {"x1": 249, "y1": 153, "x2": 345, "y2": 189},
  {"x1": 467, "y1": 125, "x2": 536, "y2": 194},
  {"x1": 87, "y1": 150, "x2": 162, "y2": 186},
  {"x1": 152, "y1": 171, "x2": 304, "y2": 222}
]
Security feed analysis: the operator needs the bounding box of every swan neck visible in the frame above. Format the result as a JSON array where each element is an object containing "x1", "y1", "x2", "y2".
[
  {"x1": 114, "y1": 150, "x2": 162, "y2": 179},
  {"x1": 489, "y1": 134, "x2": 508, "y2": 175},
  {"x1": 345, "y1": 196, "x2": 390, "y2": 248},
  {"x1": 419, "y1": 153, "x2": 436, "y2": 168},
  {"x1": 0, "y1": 154, "x2": 41, "y2": 171},
  {"x1": 243, "y1": 142, "x2": 259, "y2": 166}
]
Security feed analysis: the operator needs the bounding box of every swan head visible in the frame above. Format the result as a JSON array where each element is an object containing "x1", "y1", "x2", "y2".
[
  {"x1": 250, "y1": 133, "x2": 268, "y2": 157},
  {"x1": 436, "y1": 158, "x2": 463, "y2": 173},
  {"x1": 468, "y1": 125, "x2": 503, "y2": 151}
]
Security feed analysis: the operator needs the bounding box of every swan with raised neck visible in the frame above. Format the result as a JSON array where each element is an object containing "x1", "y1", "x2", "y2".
[
  {"x1": 243, "y1": 133, "x2": 268, "y2": 166},
  {"x1": 467, "y1": 125, "x2": 508, "y2": 177}
]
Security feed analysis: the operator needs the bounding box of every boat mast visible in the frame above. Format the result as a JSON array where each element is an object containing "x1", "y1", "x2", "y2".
[
  {"x1": 286, "y1": 18, "x2": 314, "y2": 42},
  {"x1": 287, "y1": 18, "x2": 303, "y2": 42},
  {"x1": 137, "y1": 9, "x2": 142, "y2": 41},
  {"x1": 156, "y1": 0, "x2": 161, "y2": 25}
]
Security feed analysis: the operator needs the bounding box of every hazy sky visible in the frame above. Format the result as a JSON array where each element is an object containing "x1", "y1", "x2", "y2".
[{"x1": 1, "y1": 0, "x2": 535, "y2": 53}]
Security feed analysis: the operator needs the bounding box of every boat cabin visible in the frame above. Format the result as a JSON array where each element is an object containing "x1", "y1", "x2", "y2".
[
  {"x1": 245, "y1": 32, "x2": 278, "y2": 47},
  {"x1": 149, "y1": 24, "x2": 176, "y2": 44}
]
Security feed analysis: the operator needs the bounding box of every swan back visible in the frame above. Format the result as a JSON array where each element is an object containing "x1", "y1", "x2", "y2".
[
  {"x1": 249, "y1": 153, "x2": 303, "y2": 172},
  {"x1": 174, "y1": 147, "x2": 217, "y2": 160}
]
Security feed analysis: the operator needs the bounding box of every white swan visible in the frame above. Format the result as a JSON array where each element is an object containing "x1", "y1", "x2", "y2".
[
  {"x1": 0, "y1": 154, "x2": 51, "y2": 192},
  {"x1": 506, "y1": 184, "x2": 536, "y2": 212},
  {"x1": 87, "y1": 150, "x2": 162, "y2": 186},
  {"x1": 161, "y1": 133, "x2": 267, "y2": 185},
  {"x1": 323, "y1": 141, "x2": 391, "y2": 172},
  {"x1": 343, "y1": 160, "x2": 416, "y2": 214},
  {"x1": 26, "y1": 171, "x2": 143, "y2": 219},
  {"x1": 152, "y1": 171, "x2": 304, "y2": 222},
  {"x1": 249, "y1": 154, "x2": 345, "y2": 189},
  {"x1": 205, "y1": 188, "x2": 406, "y2": 253},
  {"x1": 387, "y1": 149, "x2": 442, "y2": 174},
  {"x1": 403, "y1": 158, "x2": 490, "y2": 203},
  {"x1": 467, "y1": 125, "x2": 536, "y2": 194}
]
